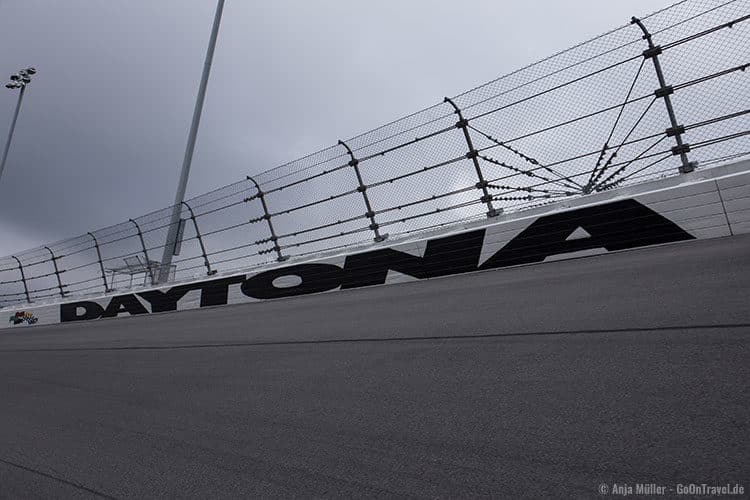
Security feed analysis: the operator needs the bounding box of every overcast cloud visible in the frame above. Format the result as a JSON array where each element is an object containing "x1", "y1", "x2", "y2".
[{"x1": 0, "y1": 0, "x2": 675, "y2": 256}]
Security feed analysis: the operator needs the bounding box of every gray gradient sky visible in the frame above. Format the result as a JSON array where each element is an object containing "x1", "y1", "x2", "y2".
[{"x1": 0, "y1": 0, "x2": 674, "y2": 256}]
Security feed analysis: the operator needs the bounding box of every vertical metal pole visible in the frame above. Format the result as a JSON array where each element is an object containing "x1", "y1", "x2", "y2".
[
  {"x1": 43, "y1": 246, "x2": 66, "y2": 298},
  {"x1": 0, "y1": 85, "x2": 26, "y2": 184},
  {"x1": 87, "y1": 232, "x2": 110, "y2": 292},
  {"x1": 182, "y1": 201, "x2": 215, "y2": 275},
  {"x1": 338, "y1": 140, "x2": 388, "y2": 242},
  {"x1": 130, "y1": 219, "x2": 155, "y2": 285},
  {"x1": 11, "y1": 256, "x2": 31, "y2": 303},
  {"x1": 160, "y1": 0, "x2": 226, "y2": 282},
  {"x1": 443, "y1": 97, "x2": 500, "y2": 217},
  {"x1": 246, "y1": 176, "x2": 288, "y2": 261},
  {"x1": 631, "y1": 17, "x2": 695, "y2": 174}
]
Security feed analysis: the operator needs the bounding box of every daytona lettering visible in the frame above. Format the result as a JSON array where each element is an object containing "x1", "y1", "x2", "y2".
[{"x1": 60, "y1": 200, "x2": 693, "y2": 322}]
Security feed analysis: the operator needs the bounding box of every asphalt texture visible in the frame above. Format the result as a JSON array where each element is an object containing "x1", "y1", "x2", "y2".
[{"x1": 0, "y1": 235, "x2": 748, "y2": 499}]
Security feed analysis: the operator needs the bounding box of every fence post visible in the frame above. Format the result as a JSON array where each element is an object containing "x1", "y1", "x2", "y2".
[
  {"x1": 443, "y1": 97, "x2": 500, "y2": 217},
  {"x1": 11, "y1": 255, "x2": 31, "y2": 303},
  {"x1": 631, "y1": 16, "x2": 696, "y2": 174},
  {"x1": 338, "y1": 140, "x2": 388, "y2": 242},
  {"x1": 43, "y1": 246, "x2": 66, "y2": 298},
  {"x1": 129, "y1": 219, "x2": 155, "y2": 285},
  {"x1": 246, "y1": 176, "x2": 288, "y2": 262},
  {"x1": 87, "y1": 232, "x2": 110, "y2": 293},
  {"x1": 182, "y1": 201, "x2": 216, "y2": 275}
]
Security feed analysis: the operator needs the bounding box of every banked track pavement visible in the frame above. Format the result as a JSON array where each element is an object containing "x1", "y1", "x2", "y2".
[{"x1": 0, "y1": 234, "x2": 748, "y2": 498}]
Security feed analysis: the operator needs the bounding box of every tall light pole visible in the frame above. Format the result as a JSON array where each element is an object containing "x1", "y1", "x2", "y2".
[
  {"x1": 158, "y1": 0, "x2": 226, "y2": 283},
  {"x1": 1, "y1": 67, "x2": 36, "y2": 184}
]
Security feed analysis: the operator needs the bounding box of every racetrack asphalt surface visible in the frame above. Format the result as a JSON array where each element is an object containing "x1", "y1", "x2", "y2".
[{"x1": 0, "y1": 235, "x2": 748, "y2": 498}]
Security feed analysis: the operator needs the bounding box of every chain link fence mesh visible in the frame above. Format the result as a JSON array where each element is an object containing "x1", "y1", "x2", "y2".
[{"x1": 1, "y1": 0, "x2": 748, "y2": 309}]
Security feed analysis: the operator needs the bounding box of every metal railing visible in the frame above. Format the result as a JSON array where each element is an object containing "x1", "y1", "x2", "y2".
[{"x1": 1, "y1": 0, "x2": 748, "y2": 308}]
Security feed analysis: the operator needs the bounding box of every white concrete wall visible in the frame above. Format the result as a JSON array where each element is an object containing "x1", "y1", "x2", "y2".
[
  {"x1": 3, "y1": 160, "x2": 749, "y2": 330},
  {"x1": 717, "y1": 171, "x2": 750, "y2": 235}
]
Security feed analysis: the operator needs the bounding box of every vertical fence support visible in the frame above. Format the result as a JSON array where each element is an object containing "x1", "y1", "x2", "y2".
[
  {"x1": 246, "y1": 176, "x2": 288, "y2": 262},
  {"x1": 43, "y1": 246, "x2": 66, "y2": 298},
  {"x1": 443, "y1": 97, "x2": 500, "y2": 217},
  {"x1": 338, "y1": 140, "x2": 388, "y2": 242},
  {"x1": 631, "y1": 17, "x2": 696, "y2": 174},
  {"x1": 11, "y1": 255, "x2": 31, "y2": 303},
  {"x1": 182, "y1": 201, "x2": 215, "y2": 275},
  {"x1": 129, "y1": 219, "x2": 155, "y2": 285},
  {"x1": 87, "y1": 232, "x2": 110, "y2": 293}
]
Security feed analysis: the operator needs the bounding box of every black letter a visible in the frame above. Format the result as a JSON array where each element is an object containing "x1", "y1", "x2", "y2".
[{"x1": 479, "y1": 199, "x2": 694, "y2": 270}]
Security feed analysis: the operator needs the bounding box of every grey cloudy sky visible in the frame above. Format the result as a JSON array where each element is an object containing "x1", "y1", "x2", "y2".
[{"x1": 0, "y1": 0, "x2": 674, "y2": 256}]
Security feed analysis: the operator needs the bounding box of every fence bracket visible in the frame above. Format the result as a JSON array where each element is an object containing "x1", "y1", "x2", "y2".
[
  {"x1": 443, "y1": 97, "x2": 501, "y2": 217},
  {"x1": 338, "y1": 140, "x2": 388, "y2": 242},
  {"x1": 631, "y1": 16, "x2": 696, "y2": 174},
  {"x1": 43, "y1": 246, "x2": 67, "y2": 298},
  {"x1": 182, "y1": 201, "x2": 216, "y2": 275},
  {"x1": 87, "y1": 232, "x2": 111, "y2": 293},
  {"x1": 129, "y1": 219, "x2": 156, "y2": 285},
  {"x1": 11, "y1": 256, "x2": 31, "y2": 304},
  {"x1": 246, "y1": 176, "x2": 288, "y2": 261}
]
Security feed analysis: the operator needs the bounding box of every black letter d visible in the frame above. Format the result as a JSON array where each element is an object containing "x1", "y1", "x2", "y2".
[{"x1": 60, "y1": 301, "x2": 104, "y2": 322}]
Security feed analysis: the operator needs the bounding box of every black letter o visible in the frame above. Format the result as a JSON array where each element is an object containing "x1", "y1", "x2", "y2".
[{"x1": 241, "y1": 264, "x2": 343, "y2": 299}]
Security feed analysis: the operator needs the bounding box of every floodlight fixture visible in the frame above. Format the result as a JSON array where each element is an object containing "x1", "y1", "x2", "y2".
[{"x1": 1, "y1": 65, "x2": 38, "y2": 183}]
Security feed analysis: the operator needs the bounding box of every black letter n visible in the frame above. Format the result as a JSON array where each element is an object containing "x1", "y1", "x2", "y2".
[{"x1": 341, "y1": 229, "x2": 485, "y2": 289}]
